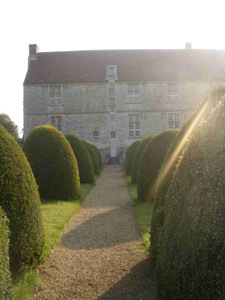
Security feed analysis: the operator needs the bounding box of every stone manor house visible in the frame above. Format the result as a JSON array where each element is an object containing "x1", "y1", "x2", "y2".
[{"x1": 24, "y1": 44, "x2": 225, "y2": 163}]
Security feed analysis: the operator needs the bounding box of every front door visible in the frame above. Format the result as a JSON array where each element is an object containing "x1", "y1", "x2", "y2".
[{"x1": 110, "y1": 132, "x2": 117, "y2": 157}]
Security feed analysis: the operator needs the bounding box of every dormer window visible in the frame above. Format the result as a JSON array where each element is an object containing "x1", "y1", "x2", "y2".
[
  {"x1": 128, "y1": 84, "x2": 140, "y2": 103},
  {"x1": 106, "y1": 65, "x2": 117, "y2": 80},
  {"x1": 50, "y1": 86, "x2": 61, "y2": 105},
  {"x1": 167, "y1": 83, "x2": 179, "y2": 102}
]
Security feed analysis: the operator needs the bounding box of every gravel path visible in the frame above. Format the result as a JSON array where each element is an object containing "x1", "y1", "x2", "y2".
[{"x1": 35, "y1": 165, "x2": 156, "y2": 300}]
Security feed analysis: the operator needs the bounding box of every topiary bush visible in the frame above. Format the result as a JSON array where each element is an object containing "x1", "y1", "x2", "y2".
[
  {"x1": 137, "y1": 130, "x2": 178, "y2": 202},
  {"x1": 156, "y1": 101, "x2": 225, "y2": 300},
  {"x1": 131, "y1": 136, "x2": 152, "y2": 184},
  {"x1": 23, "y1": 125, "x2": 80, "y2": 200},
  {"x1": 82, "y1": 140, "x2": 100, "y2": 175},
  {"x1": 93, "y1": 144, "x2": 102, "y2": 169},
  {"x1": 65, "y1": 134, "x2": 95, "y2": 184},
  {"x1": 125, "y1": 140, "x2": 141, "y2": 175},
  {"x1": 150, "y1": 85, "x2": 225, "y2": 263},
  {"x1": 0, "y1": 125, "x2": 44, "y2": 272},
  {"x1": 0, "y1": 207, "x2": 12, "y2": 299}
]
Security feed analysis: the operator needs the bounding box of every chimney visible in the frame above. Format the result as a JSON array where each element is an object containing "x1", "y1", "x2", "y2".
[
  {"x1": 28, "y1": 44, "x2": 39, "y2": 64},
  {"x1": 185, "y1": 42, "x2": 192, "y2": 49}
]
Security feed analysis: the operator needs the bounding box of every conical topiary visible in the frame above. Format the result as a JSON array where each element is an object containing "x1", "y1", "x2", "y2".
[
  {"x1": 0, "y1": 206, "x2": 12, "y2": 299},
  {"x1": 65, "y1": 134, "x2": 95, "y2": 184},
  {"x1": 82, "y1": 140, "x2": 100, "y2": 175},
  {"x1": 156, "y1": 100, "x2": 225, "y2": 300},
  {"x1": 125, "y1": 140, "x2": 141, "y2": 175},
  {"x1": 137, "y1": 130, "x2": 178, "y2": 202},
  {"x1": 0, "y1": 125, "x2": 44, "y2": 272},
  {"x1": 23, "y1": 125, "x2": 80, "y2": 200}
]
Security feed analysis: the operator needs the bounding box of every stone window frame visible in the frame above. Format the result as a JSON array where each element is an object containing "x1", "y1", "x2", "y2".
[
  {"x1": 168, "y1": 112, "x2": 180, "y2": 129},
  {"x1": 167, "y1": 83, "x2": 180, "y2": 102},
  {"x1": 51, "y1": 116, "x2": 62, "y2": 131},
  {"x1": 127, "y1": 83, "x2": 140, "y2": 103},
  {"x1": 110, "y1": 113, "x2": 116, "y2": 122},
  {"x1": 50, "y1": 86, "x2": 62, "y2": 105},
  {"x1": 128, "y1": 113, "x2": 141, "y2": 138},
  {"x1": 106, "y1": 65, "x2": 118, "y2": 80}
]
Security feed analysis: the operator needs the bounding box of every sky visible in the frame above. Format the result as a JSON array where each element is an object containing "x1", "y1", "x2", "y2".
[{"x1": 1, "y1": 0, "x2": 225, "y2": 136}]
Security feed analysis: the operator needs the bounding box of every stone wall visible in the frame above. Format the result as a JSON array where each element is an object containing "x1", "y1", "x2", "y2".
[{"x1": 24, "y1": 80, "x2": 224, "y2": 164}]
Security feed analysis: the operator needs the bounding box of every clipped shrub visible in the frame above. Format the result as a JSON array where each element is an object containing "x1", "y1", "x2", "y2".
[
  {"x1": 23, "y1": 125, "x2": 80, "y2": 200},
  {"x1": 0, "y1": 207, "x2": 12, "y2": 299},
  {"x1": 156, "y1": 101, "x2": 225, "y2": 300},
  {"x1": 83, "y1": 140, "x2": 100, "y2": 175},
  {"x1": 125, "y1": 140, "x2": 141, "y2": 175},
  {"x1": 0, "y1": 125, "x2": 44, "y2": 272},
  {"x1": 93, "y1": 144, "x2": 102, "y2": 168},
  {"x1": 150, "y1": 85, "x2": 225, "y2": 262},
  {"x1": 137, "y1": 130, "x2": 178, "y2": 202},
  {"x1": 65, "y1": 134, "x2": 95, "y2": 184},
  {"x1": 131, "y1": 136, "x2": 152, "y2": 184}
]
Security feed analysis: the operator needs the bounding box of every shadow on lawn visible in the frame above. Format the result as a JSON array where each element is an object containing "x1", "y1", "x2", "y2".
[
  {"x1": 61, "y1": 202, "x2": 140, "y2": 249},
  {"x1": 98, "y1": 258, "x2": 156, "y2": 300}
]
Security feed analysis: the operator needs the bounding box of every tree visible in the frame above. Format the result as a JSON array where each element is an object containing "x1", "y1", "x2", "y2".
[{"x1": 0, "y1": 114, "x2": 18, "y2": 140}]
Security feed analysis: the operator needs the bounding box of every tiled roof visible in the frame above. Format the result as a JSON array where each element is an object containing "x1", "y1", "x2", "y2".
[{"x1": 24, "y1": 49, "x2": 225, "y2": 84}]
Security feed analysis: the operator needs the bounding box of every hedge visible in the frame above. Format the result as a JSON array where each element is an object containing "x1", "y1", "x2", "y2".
[
  {"x1": 82, "y1": 141, "x2": 100, "y2": 175},
  {"x1": 23, "y1": 125, "x2": 80, "y2": 200},
  {"x1": 0, "y1": 207, "x2": 12, "y2": 299},
  {"x1": 0, "y1": 125, "x2": 44, "y2": 272},
  {"x1": 156, "y1": 100, "x2": 225, "y2": 300},
  {"x1": 65, "y1": 134, "x2": 95, "y2": 184},
  {"x1": 125, "y1": 140, "x2": 141, "y2": 175},
  {"x1": 137, "y1": 130, "x2": 178, "y2": 202},
  {"x1": 92, "y1": 144, "x2": 102, "y2": 168},
  {"x1": 150, "y1": 85, "x2": 225, "y2": 262},
  {"x1": 131, "y1": 136, "x2": 152, "y2": 184}
]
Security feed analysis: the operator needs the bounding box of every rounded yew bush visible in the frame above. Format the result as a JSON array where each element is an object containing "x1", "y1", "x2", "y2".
[
  {"x1": 0, "y1": 207, "x2": 12, "y2": 299},
  {"x1": 23, "y1": 125, "x2": 80, "y2": 200},
  {"x1": 82, "y1": 141, "x2": 100, "y2": 175},
  {"x1": 156, "y1": 101, "x2": 225, "y2": 300},
  {"x1": 65, "y1": 134, "x2": 95, "y2": 184},
  {"x1": 0, "y1": 125, "x2": 44, "y2": 272},
  {"x1": 131, "y1": 136, "x2": 152, "y2": 184},
  {"x1": 150, "y1": 85, "x2": 225, "y2": 263},
  {"x1": 93, "y1": 145, "x2": 102, "y2": 169},
  {"x1": 137, "y1": 130, "x2": 178, "y2": 202},
  {"x1": 125, "y1": 140, "x2": 141, "y2": 175}
]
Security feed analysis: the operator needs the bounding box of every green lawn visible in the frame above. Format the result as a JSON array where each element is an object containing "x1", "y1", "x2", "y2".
[
  {"x1": 12, "y1": 182, "x2": 95, "y2": 300},
  {"x1": 125, "y1": 174, "x2": 154, "y2": 253}
]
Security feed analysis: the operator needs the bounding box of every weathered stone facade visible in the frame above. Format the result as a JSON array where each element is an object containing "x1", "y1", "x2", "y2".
[{"x1": 24, "y1": 45, "x2": 225, "y2": 164}]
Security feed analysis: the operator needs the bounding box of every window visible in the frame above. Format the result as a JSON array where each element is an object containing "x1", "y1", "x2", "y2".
[
  {"x1": 168, "y1": 113, "x2": 180, "y2": 129},
  {"x1": 109, "y1": 105, "x2": 116, "y2": 112},
  {"x1": 93, "y1": 131, "x2": 99, "y2": 137},
  {"x1": 51, "y1": 116, "x2": 62, "y2": 131},
  {"x1": 128, "y1": 84, "x2": 140, "y2": 103},
  {"x1": 111, "y1": 131, "x2": 116, "y2": 138},
  {"x1": 110, "y1": 113, "x2": 116, "y2": 122},
  {"x1": 109, "y1": 80, "x2": 115, "y2": 88},
  {"x1": 109, "y1": 98, "x2": 115, "y2": 105},
  {"x1": 167, "y1": 83, "x2": 179, "y2": 102},
  {"x1": 106, "y1": 65, "x2": 117, "y2": 80},
  {"x1": 50, "y1": 86, "x2": 61, "y2": 105},
  {"x1": 128, "y1": 114, "x2": 140, "y2": 137}
]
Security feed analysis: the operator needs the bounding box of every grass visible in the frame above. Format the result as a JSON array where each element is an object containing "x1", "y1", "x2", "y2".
[
  {"x1": 12, "y1": 182, "x2": 96, "y2": 300},
  {"x1": 125, "y1": 174, "x2": 154, "y2": 253}
]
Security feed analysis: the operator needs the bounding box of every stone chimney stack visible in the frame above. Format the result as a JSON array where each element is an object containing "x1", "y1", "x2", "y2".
[
  {"x1": 185, "y1": 42, "x2": 192, "y2": 49},
  {"x1": 28, "y1": 44, "x2": 39, "y2": 65}
]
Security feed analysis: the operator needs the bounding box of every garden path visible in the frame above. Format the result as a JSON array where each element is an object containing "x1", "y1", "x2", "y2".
[{"x1": 35, "y1": 165, "x2": 156, "y2": 300}]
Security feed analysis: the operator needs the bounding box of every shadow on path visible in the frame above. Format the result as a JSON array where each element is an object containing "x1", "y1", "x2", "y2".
[
  {"x1": 61, "y1": 203, "x2": 139, "y2": 250},
  {"x1": 98, "y1": 258, "x2": 156, "y2": 300}
]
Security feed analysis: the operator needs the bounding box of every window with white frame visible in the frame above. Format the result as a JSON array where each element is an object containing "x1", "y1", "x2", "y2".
[
  {"x1": 128, "y1": 114, "x2": 140, "y2": 137},
  {"x1": 110, "y1": 113, "x2": 116, "y2": 122},
  {"x1": 109, "y1": 80, "x2": 115, "y2": 89},
  {"x1": 50, "y1": 86, "x2": 61, "y2": 105},
  {"x1": 51, "y1": 116, "x2": 62, "y2": 131},
  {"x1": 93, "y1": 131, "x2": 99, "y2": 137},
  {"x1": 106, "y1": 65, "x2": 117, "y2": 80},
  {"x1": 168, "y1": 113, "x2": 180, "y2": 129},
  {"x1": 167, "y1": 83, "x2": 179, "y2": 102},
  {"x1": 111, "y1": 131, "x2": 116, "y2": 138},
  {"x1": 128, "y1": 84, "x2": 140, "y2": 103}
]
